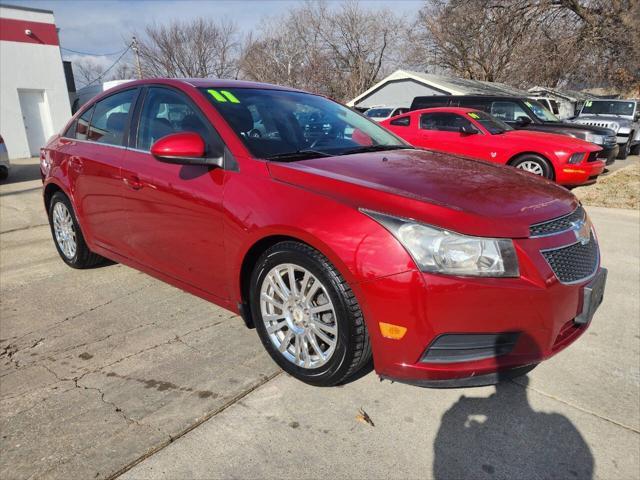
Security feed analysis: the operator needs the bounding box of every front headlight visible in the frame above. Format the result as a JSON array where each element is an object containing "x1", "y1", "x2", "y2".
[
  {"x1": 584, "y1": 133, "x2": 604, "y2": 144},
  {"x1": 362, "y1": 210, "x2": 519, "y2": 277}
]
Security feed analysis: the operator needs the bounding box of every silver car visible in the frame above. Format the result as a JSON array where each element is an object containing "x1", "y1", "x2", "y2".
[{"x1": 0, "y1": 135, "x2": 9, "y2": 180}]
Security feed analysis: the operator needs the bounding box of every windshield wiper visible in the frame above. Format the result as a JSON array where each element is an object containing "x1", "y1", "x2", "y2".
[
  {"x1": 266, "y1": 149, "x2": 333, "y2": 162},
  {"x1": 339, "y1": 145, "x2": 413, "y2": 156}
]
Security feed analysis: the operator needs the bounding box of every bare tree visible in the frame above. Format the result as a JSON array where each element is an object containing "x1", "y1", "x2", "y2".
[
  {"x1": 240, "y1": 0, "x2": 402, "y2": 101},
  {"x1": 408, "y1": 0, "x2": 639, "y2": 93},
  {"x1": 136, "y1": 18, "x2": 241, "y2": 79}
]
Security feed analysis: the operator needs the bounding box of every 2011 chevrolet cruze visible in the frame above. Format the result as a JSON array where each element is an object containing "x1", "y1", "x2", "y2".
[{"x1": 41, "y1": 79, "x2": 607, "y2": 387}]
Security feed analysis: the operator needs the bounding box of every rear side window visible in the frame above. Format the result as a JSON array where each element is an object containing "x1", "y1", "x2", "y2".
[
  {"x1": 390, "y1": 116, "x2": 411, "y2": 126},
  {"x1": 75, "y1": 106, "x2": 94, "y2": 141},
  {"x1": 88, "y1": 89, "x2": 136, "y2": 146},
  {"x1": 136, "y1": 87, "x2": 215, "y2": 152},
  {"x1": 420, "y1": 113, "x2": 473, "y2": 132}
]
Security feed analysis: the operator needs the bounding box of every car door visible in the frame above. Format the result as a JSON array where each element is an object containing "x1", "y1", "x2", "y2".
[
  {"x1": 60, "y1": 88, "x2": 138, "y2": 252},
  {"x1": 121, "y1": 86, "x2": 228, "y2": 298}
]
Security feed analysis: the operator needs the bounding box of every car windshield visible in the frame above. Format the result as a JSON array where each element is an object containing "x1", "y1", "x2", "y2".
[
  {"x1": 581, "y1": 100, "x2": 635, "y2": 116},
  {"x1": 469, "y1": 111, "x2": 513, "y2": 135},
  {"x1": 525, "y1": 99, "x2": 559, "y2": 122},
  {"x1": 200, "y1": 88, "x2": 407, "y2": 160},
  {"x1": 365, "y1": 108, "x2": 393, "y2": 118}
]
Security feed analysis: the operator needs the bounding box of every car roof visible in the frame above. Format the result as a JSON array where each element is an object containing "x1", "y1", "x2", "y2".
[{"x1": 409, "y1": 107, "x2": 481, "y2": 115}]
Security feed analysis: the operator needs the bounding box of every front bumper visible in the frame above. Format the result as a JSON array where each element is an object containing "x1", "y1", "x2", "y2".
[
  {"x1": 355, "y1": 228, "x2": 603, "y2": 387},
  {"x1": 556, "y1": 159, "x2": 605, "y2": 186},
  {"x1": 598, "y1": 144, "x2": 618, "y2": 165}
]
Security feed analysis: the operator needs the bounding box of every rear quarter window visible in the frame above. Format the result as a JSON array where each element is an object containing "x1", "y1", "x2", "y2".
[{"x1": 390, "y1": 116, "x2": 411, "y2": 126}]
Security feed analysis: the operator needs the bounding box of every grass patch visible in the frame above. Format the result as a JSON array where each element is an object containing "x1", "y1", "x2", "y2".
[{"x1": 573, "y1": 163, "x2": 640, "y2": 210}]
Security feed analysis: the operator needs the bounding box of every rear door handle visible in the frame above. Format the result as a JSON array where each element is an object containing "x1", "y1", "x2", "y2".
[{"x1": 124, "y1": 175, "x2": 143, "y2": 190}]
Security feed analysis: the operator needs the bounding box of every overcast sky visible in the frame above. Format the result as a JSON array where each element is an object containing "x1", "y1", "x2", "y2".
[{"x1": 13, "y1": 0, "x2": 422, "y2": 67}]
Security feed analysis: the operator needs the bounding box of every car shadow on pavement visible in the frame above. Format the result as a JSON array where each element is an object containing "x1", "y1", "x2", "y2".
[{"x1": 433, "y1": 335, "x2": 594, "y2": 479}]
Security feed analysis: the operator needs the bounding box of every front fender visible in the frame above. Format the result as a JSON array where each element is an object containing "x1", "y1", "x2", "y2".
[{"x1": 223, "y1": 171, "x2": 416, "y2": 303}]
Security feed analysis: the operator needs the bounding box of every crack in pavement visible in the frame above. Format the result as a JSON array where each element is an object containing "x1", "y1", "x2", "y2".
[{"x1": 511, "y1": 377, "x2": 640, "y2": 434}]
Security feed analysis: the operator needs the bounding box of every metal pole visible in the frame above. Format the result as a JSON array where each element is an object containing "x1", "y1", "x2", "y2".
[{"x1": 132, "y1": 36, "x2": 142, "y2": 80}]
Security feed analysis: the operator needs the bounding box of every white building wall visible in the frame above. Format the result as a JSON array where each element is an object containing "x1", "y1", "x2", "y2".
[{"x1": 0, "y1": 6, "x2": 71, "y2": 159}]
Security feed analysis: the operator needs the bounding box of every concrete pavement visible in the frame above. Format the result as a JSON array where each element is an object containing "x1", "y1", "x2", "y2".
[{"x1": 1, "y1": 156, "x2": 639, "y2": 479}]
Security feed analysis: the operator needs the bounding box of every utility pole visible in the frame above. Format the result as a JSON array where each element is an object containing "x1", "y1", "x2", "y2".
[{"x1": 132, "y1": 36, "x2": 142, "y2": 80}]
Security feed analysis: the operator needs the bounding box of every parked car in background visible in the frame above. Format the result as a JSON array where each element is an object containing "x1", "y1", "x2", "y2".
[
  {"x1": 0, "y1": 135, "x2": 10, "y2": 180},
  {"x1": 364, "y1": 106, "x2": 409, "y2": 122},
  {"x1": 570, "y1": 99, "x2": 640, "y2": 159},
  {"x1": 381, "y1": 107, "x2": 604, "y2": 186},
  {"x1": 410, "y1": 95, "x2": 618, "y2": 165},
  {"x1": 41, "y1": 79, "x2": 606, "y2": 388}
]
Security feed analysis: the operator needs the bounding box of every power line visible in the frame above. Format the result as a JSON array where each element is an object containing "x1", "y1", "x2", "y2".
[
  {"x1": 61, "y1": 46, "x2": 129, "y2": 57},
  {"x1": 82, "y1": 43, "x2": 133, "y2": 88}
]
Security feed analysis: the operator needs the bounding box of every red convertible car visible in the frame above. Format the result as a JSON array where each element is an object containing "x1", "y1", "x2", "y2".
[
  {"x1": 381, "y1": 107, "x2": 604, "y2": 186},
  {"x1": 41, "y1": 80, "x2": 606, "y2": 388}
]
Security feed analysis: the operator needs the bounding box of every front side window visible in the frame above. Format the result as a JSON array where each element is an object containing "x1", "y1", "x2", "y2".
[
  {"x1": 137, "y1": 87, "x2": 213, "y2": 152},
  {"x1": 490, "y1": 101, "x2": 531, "y2": 122},
  {"x1": 420, "y1": 113, "x2": 474, "y2": 132},
  {"x1": 88, "y1": 89, "x2": 136, "y2": 146},
  {"x1": 200, "y1": 88, "x2": 407, "y2": 160}
]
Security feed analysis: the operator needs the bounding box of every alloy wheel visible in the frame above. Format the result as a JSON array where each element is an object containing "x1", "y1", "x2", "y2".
[
  {"x1": 259, "y1": 263, "x2": 338, "y2": 369},
  {"x1": 516, "y1": 161, "x2": 544, "y2": 176},
  {"x1": 52, "y1": 202, "x2": 77, "y2": 259}
]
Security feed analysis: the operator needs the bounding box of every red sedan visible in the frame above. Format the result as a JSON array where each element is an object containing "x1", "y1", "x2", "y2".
[
  {"x1": 381, "y1": 107, "x2": 605, "y2": 186},
  {"x1": 41, "y1": 79, "x2": 606, "y2": 388}
]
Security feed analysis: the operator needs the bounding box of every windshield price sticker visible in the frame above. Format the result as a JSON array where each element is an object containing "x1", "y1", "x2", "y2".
[
  {"x1": 468, "y1": 112, "x2": 480, "y2": 119},
  {"x1": 208, "y1": 89, "x2": 241, "y2": 103},
  {"x1": 585, "y1": 100, "x2": 593, "y2": 107}
]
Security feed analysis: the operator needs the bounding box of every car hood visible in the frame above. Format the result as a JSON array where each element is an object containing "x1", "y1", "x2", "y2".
[
  {"x1": 268, "y1": 149, "x2": 578, "y2": 238},
  {"x1": 537, "y1": 121, "x2": 616, "y2": 136},
  {"x1": 503, "y1": 130, "x2": 602, "y2": 151}
]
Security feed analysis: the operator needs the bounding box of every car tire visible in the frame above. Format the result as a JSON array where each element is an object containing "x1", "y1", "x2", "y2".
[
  {"x1": 631, "y1": 143, "x2": 640, "y2": 156},
  {"x1": 250, "y1": 241, "x2": 372, "y2": 386},
  {"x1": 0, "y1": 166, "x2": 8, "y2": 181},
  {"x1": 48, "y1": 191, "x2": 105, "y2": 269},
  {"x1": 617, "y1": 136, "x2": 632, "y2": 159},
  {"x1": 511, "y1": 154, "x2": 554, "y2": 179}
]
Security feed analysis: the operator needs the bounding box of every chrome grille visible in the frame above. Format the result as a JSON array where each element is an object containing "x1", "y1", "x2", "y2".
[
  {"x1": 541, "y1": 233, "x2": 599, "y2": 284},
  {"x1": 529, "y1": 206, "x2": 585, "y2": 237}
]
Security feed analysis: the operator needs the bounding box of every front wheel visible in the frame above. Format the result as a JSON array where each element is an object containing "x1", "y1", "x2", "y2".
[
  {"x1": 250, "y1": 241, "x2": 371, "y2": 386},
  {"x1": 511, "y1": 154, "x2": 553, "y2": 179},
  {"x1": 48, "y1": 192, "x2": 105, "y2": 269},
  {"x1": 618, "y1": 135, "x2": 633, "y2": 159}
]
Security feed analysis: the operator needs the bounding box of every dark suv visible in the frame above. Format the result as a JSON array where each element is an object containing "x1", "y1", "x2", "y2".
[{"x1": 410, "y1": 95, "x2": 619, "y2": 164}]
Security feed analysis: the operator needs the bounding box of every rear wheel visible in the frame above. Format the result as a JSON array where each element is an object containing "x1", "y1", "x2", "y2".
[
  {"x1": 48, "y1": 192, "x2": 105, "y2": 269},
  {"x1": 511, "y1": 154, "x2": 553, "y2": 179},
  {"x1": 0, "y1": 166, "x2": 8, "y2": 181},
  {"x1": 631, "y1": 143, "x2": 640, "y2": 156},
  {"x1": 250, "y1": 241, "x2": 371, "y2": 386}
]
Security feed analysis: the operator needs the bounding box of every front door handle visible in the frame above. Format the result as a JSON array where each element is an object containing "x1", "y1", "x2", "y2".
[{"x1": 124, "y1": 175, "x2": 143, "y2": 190}]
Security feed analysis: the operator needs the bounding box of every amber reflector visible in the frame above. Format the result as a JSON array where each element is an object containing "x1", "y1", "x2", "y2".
[{"x1": 379, "y1": 322, "x2": 407, "y2": 340}]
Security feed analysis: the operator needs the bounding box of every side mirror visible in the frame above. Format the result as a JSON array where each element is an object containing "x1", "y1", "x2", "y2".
[
  {"x1": 459, "y1": 125, "x2": 478, "y2": 135},
  {"x1": 150, "y1": 132, "x2": 223, "y2": 167},
  {"x1": 515, "y1": 116, "x2": 532, "y2": 127}
]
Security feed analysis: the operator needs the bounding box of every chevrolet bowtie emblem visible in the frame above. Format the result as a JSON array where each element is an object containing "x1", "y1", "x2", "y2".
[{"x1": 571, "y1": 219, "x2": 591, "y2": 245}]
